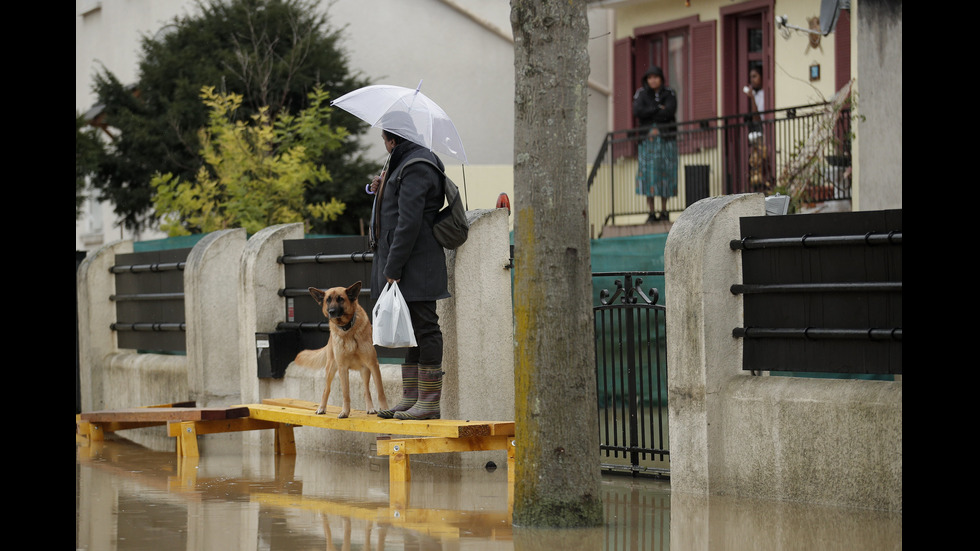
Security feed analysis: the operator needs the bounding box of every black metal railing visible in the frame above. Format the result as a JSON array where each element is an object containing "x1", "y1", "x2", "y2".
[
  {"x1": 251, "y1": 235, "x2": 411, "y2": 378},
  {"x1": 731, "y1": 210, "x2": 902, "y2": 376},
  {"x1": 276, "y1": 246, "x2": 375, "y2": 333},
  {"x1": 276, "y1": 236, "x2": 375, "y2": 335},
  {"x1": 587, "y1": 103, "x2": 853, "y2": 234},
  {"x1": 109, "y1": 249, "x2": 190, "y2": 353},
  {"x1": 593, "y1": 271, "x2": 669, "y2": 477}
]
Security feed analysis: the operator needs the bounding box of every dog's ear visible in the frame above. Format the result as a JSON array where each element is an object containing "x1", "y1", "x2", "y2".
[
  {"x1": 309, "y1": 287, "x2": 326, "y2": 305},
  {"x1": 346, "y1": 281, "x2": 362, "y2": 301}
]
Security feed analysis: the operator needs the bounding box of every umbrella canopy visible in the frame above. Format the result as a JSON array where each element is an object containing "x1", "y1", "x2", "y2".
[{"x1": 331, "y1": 82, "x2": 468, "y2": 164}]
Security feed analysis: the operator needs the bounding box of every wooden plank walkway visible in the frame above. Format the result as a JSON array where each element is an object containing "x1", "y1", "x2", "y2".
[
  {"x1": 252, "y1": 398, "x2": 514, "y2": 438},
  {"x1": 76, "y1": 398, "x2": 516, "y2": 489},
  {"x1": 77, "y1": 401, "x2": 250, "y2": 442},
  {"x1": 81, "y1": 405, "x2": 250, "y2": 422}
]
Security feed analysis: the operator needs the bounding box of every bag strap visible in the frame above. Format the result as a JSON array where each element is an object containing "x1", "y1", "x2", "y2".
[{"x1": 392, "y1": 157, "x2": 449, "y2": 199}]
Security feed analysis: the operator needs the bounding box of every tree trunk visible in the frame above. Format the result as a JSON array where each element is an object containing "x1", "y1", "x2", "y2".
[{"x1": 509, "y1": 0, "x2": 602, "y2": 528}]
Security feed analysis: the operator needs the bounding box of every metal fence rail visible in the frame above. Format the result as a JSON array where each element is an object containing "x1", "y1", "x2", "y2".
[
  {"x1": 276, "y1": 244, "x2": 374, "y2": 334},
  {"x1": 593, "y1": 271, "x2": 669, "y2": 477},
  {"x1": 731, "y1": 211, "x2": 902, "y2": 375},
  {"x1": 587, "y1": 102, "x2": 853, "y2": 234},
  {"x1": 252, "y1": 236, "x2": 407, "y2": 378},
  {"x1": 109, "y1": 248, "x2": 191, "y2": 352}
]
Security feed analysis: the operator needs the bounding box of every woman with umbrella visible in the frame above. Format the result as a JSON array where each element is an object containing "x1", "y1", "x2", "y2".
[
  {"x1": 332, "y1": 82, "x2": 466, "y2": 421},
  {"x1": 369, "y1": 111, "x2": 449, "y2": 420}
]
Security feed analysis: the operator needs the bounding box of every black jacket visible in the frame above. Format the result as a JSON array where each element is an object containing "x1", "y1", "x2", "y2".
[
  {"x1": 370, "y1": 141, "x2": 450, "y2": 303},
  {"x1": 633, "y1": 83, "x2": 678, "y2": 139}
]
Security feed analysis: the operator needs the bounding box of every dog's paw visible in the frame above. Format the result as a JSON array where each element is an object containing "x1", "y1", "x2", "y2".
[
  {"x1": 315, "y1": 407, "x2": 326, "y2": 415},
  {"x1": 338, "y1": 410, "x2": 350, "y2": 419},
  {"x1": 366, "y1": 408, "x2": 377, "y2": 414}
]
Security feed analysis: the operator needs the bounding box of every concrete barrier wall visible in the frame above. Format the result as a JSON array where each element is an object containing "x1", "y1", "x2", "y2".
[
  {"x1": 664, "y1": 194, "x2": 902, "y2": 512},
  {"x1": 77, "y1": 209, "x2": 515, "y2": 462},
  {"x1": 79, "y1": 197, "x2": 900, "y2": 510},
  {"x1": 78, "y1": 238, "x2": 133, "y2": 414}
]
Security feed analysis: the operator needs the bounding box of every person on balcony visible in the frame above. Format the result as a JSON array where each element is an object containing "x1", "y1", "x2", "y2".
[
  {"x1": 633, "y1": 65, "x2": 678, "y2": 223},
  {"x1": 744, "y1": 66, "x2": 765, "y2": 122},
  {"x1": 743, "y1": 66, "x2": 771, "y2": 191}
]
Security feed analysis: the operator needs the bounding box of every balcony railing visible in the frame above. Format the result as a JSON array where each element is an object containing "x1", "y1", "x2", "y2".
[{"x1": 587, "y1": 102, "x2": 853, "y2": 235}]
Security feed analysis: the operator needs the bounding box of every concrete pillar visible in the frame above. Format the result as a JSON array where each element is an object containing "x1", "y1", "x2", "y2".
[
  {"x1": 441, "y1": 208, "x2": 515, "y2": 467},
  {"x1": 185, "y1": 228, "x2": 247, "y2": 407},
  {"x1": 664, "y1": 194, "x2": 902, "y2": 512},
  {"x1": 238, "y1": 223, "x2": 305, "y2": 408},
  {"x1": 664, "y1": 194, "x2": 764, "y2": 495},
  {"x1": 76, "y1": 239, "x2": 133, "y2": 412}
]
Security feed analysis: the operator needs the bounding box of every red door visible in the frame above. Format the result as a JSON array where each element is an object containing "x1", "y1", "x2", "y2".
[{"x1": 722, "y1": 2, "x2": 773, "y2": 194}]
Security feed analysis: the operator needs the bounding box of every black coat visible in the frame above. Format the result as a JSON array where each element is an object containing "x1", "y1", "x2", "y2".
[
  {"x1": 633, "y1": 84, "x2": 677, "y2": 139},
  {"x1": 370, "y1": 141, "x2": 450, "y2": 303}
]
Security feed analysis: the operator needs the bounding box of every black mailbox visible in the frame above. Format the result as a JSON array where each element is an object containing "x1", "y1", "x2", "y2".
[{"x1": 256, "y1": 331, "x2": 302, "y2": 379}]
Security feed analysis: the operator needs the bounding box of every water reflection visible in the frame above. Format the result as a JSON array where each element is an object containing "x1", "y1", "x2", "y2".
[{"x1": 77, "y1": 436, "x2": 900, "y2": 550}]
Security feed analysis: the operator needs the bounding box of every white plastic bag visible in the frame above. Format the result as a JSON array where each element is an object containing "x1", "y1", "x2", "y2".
[{"x1": 372, "y1": 281, "x2": 417, "y2": 348}]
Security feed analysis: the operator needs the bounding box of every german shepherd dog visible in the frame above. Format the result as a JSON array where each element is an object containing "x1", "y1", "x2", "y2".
[{"x1": 293, "y1": 282, "x2": 388, "y2": 418}]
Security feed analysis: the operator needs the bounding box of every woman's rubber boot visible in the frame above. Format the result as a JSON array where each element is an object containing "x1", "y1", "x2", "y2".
[
  {"x1": 377, "y1": 364, "x2": 418, "y2": 419},
  {"x1": 394, "y1": 365, "x2": 442, "y2": 420}
]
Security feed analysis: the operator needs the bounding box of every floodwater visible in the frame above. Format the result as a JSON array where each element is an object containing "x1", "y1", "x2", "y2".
[{"x1": 76, "y1": 436, "x2": 901, "y2": 551}]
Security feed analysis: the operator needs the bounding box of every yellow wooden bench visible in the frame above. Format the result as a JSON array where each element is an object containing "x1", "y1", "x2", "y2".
[
  {"x1": 76, "y1": 401, "x2": 251, "y2": 443},
  {"x1": 78, "y1": 398, "x2": 515, "y2": 490},
  {"x1": 242, "y1": 399, "x2": 515, "y2": 488}
]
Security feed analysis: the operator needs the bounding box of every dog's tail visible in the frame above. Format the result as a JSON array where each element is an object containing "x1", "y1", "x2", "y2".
[{"x1": 292, "y1": 345, "x2": 330, "y2": 369}]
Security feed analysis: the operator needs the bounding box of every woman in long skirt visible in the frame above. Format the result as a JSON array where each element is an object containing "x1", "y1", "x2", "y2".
[
  {"x1": 636, "y1": 133, "x2": 678, "y2": 220},
  {"x1": 633, "y1": 66, "x2": 678, "y2": 222}
]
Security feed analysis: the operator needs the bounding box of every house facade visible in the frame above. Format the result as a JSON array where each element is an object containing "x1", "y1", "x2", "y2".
[{"x1": 598, "y1": 0, "x2": 901, "y2": 213}]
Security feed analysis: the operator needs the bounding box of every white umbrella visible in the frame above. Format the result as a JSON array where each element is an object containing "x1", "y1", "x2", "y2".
[{"x1": 331, "y1": 81, "x2": 468, "y2": 164}]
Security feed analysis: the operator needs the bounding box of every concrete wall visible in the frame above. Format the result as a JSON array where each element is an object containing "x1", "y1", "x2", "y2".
[
  {"x1": 79, "y1": 194, "x2": 902, "y2": 510},
  {"x1": 664, "y1": 194, "x2": 902, "y2": 512},
  {"x1": 77, "y1": 209, "x2": 515, "y2": 465}
]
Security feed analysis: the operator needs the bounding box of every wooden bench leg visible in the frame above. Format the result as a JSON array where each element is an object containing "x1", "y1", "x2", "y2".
[
  {"x1": 275, "y1": 423, "x2": 296, "y2": 455},
  {"x1": 389, "y1": 481, "x2": 410, "y2": 512},
  {"x1": 387, "y1": 439, "x2": 411, "y2": 511},
  {"x1": 388, "y1": 440, "x2": 411, "y2": 484},
  {"x1": 88, "y1": 422, "x2": 104, "y2": 442},
  {"x1": 175, "y1": 421, "x2": 200, "y2": 457}
]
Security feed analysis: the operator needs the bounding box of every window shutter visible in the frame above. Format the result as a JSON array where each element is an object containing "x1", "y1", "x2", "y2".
[
  {"x1": 833, "y1": 9, "x2": 853, "y2": 162},
  {"x1": 613, "y1": 36, "x2": 635, "y2": 159},
  {"x1": 688, "y1": 20, "x2": 717, "y2": 152},
  {"x1": 834, "y1": 8, "x2": 851, "y2": 92}
]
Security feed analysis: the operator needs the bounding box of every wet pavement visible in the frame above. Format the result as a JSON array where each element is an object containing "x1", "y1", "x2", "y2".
[{"x1": 76, "y1": 436, "x2": 901, "y2": 550}]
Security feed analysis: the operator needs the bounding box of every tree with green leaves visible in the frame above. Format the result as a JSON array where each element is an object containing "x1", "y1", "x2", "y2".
[
  {"x1": 76, "y1": 113, "x2": 103, "y2": 218},
  {"x1": 87, "y1": 0, "x2": 377, "y2": 235},
  {"x1": 152, "y1": 86, "x2": 346, "y2": 235}
]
